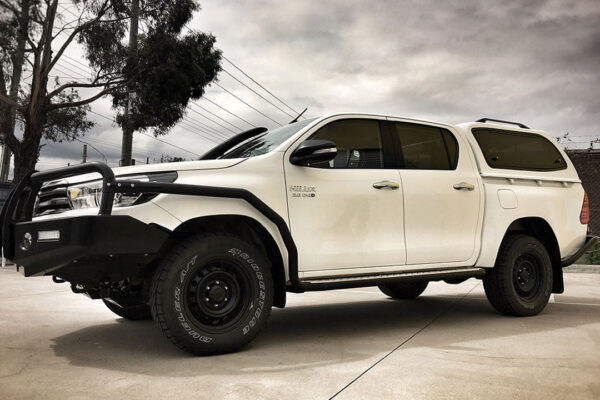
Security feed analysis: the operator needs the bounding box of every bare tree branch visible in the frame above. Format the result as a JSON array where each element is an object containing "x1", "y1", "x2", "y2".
[
  {"x1": 0, "y1": 92, "x2": 20, "y2": 109},
  {"x1": 45, "y1": 0, "x2": 113, "y2": 74},
  {"x1": 47, "y1": 79, "x2": 126, "y2": 98},
  {"x1": 0, "y1": 0, "x2": 20, "y2": 18},
  {"x1": 47, "y1": 84, "x2": 125, "y2": 110}
]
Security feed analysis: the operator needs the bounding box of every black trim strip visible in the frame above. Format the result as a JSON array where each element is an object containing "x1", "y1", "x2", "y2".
[
  {"x1": 561, "y1": 235, "x2": 599, "y2": 267},
  {"x1": 117, "y1": 180, "x2": 301, "y2": 290}
]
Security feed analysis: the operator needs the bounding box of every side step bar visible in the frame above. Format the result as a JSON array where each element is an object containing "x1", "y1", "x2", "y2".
[{"x1": 298, "y1": 267, "x2": 486, "y2": 291}]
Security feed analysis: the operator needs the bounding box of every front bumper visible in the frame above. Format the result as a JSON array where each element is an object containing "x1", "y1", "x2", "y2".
[
  {"x1": 0, "y1": 163, "x2": 169, "y2": 282},
  {"x1": 9, "y1": 215, "x2": 168, "y2": 280}
]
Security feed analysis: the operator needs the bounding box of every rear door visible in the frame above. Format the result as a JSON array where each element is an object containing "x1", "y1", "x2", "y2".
[{"x1": 387, "y1": 120, "x2": 481, "y2": 264}]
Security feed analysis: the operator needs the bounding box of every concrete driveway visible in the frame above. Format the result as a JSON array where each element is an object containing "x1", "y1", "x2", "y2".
[{"x1": 1, "y1": 265, "x2": 599, "y2": 400}]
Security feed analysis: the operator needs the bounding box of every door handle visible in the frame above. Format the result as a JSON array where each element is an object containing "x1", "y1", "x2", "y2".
[
  {"x1": 373, "y1": 180, "x2": 400, "y2": 190},
  {"x1": 453, "y1": 182, "x2": 475, "y2": 191}
]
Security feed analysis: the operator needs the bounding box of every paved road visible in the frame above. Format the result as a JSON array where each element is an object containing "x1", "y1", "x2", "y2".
[{"x1": 1, "y1": 266, "x2": 599, "y2": 400}]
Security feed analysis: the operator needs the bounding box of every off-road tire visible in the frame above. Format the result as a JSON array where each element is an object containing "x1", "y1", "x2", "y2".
[
  {"x1": 378, "y1": 280, "x2": 428, "y2": 299},
  {"x1": 102, "y1": 300, "x2": 152, "y2": 321},
  {"x1": 150, "y1": 233, "x2": 273, "y2": 355},
  {"x1": 483, "y1": 234, "x2": 552, "y2": 316}
]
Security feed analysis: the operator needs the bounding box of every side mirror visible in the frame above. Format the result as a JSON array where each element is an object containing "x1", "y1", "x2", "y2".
[{"x1": 290, "y1": 140, "x2": 337, "y2": 166}]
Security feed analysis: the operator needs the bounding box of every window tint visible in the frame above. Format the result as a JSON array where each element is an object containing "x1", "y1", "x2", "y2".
[
  {"x1": 472, "y1": 128, "x2": 567, "y2": 171},
  {"x1": 307, "y1": 119, "x2": 383, "y2": 168},
  {"x1": 392, "y1": 123, "x2": 458, "y2": 170}
]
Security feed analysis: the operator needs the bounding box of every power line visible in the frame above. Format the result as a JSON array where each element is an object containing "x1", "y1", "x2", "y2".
[
  {"x1": 51, "y1": 62, "x2": 226, "y2": 146},
  {"x1": 183, "y1": 24, "x2": 298, "y2": 124},
  {"x1": 185, "y1": 105, "x2": 237, "y2": 134},
  {"x1": 58, "y1": 57, "x2": 91, "y2": 76},
  {"x1": 178, "y1": 120, "x2": 223, "y2": 143},
  {"x1": 139, "y1": 132, "x2": 201, "y2": 156},
  {"x1": 221, "y1": 69, "x2": 295, "y2": 119},
  {"x1": 214, "y1": 82, "x2": 284, "y2": 126},
  {"x1": 53, "y1": 52, "x2": 233, "y2": 144},
  {"x1": 202, "y1": 96, "x2": 256, "y2": 128},
  {"x1": 87, "y1": 110, "x2": 202, "y2": 156},
  {"x1": 190, "y1": 101, "x2": 243, "y2": 131},
  {"x1": 222, "y1": 55, "x2": 304, "y2": 119}
]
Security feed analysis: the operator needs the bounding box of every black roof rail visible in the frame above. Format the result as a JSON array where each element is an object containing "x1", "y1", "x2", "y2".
[{"x1": 475, "y1": 118, "x2": 530, "y2": 129}]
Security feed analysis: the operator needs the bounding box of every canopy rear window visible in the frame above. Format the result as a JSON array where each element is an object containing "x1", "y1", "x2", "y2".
[{"x1": 472, "y1": 128, "x2": 567, "y2": 171}]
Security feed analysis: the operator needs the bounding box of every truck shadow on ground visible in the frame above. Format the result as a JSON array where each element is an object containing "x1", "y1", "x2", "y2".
[{"x1": 50, "y1": 292, "x2": 599, "y2": 377}]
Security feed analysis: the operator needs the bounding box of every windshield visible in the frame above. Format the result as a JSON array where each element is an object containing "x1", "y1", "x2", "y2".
[{"x1": 220, "y1": 118, "x2": 317, "y2": 159}]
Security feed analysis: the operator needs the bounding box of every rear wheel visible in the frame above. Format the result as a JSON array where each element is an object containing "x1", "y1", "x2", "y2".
[
  {"x1": 150, "y1": 233, "x2": 273, "y2": 355},
  {"x1": 379, "y1": 280, "x2": 428, "y2": 299},
  {"x1": 483, "y1": 235, "x2": 552, "y2": 316},
  {"x1": 103, "y1": 300, "x2": 152, "y2": 321}
]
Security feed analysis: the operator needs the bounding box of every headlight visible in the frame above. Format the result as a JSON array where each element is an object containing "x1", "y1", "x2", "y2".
[{"x1": 68, "y1": 171, "x2": 177, "y2": 210}]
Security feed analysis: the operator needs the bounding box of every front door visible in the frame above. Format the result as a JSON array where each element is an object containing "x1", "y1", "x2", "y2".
[{"x1": 284, "y1": 117, "x2": 406, "y2": 272}]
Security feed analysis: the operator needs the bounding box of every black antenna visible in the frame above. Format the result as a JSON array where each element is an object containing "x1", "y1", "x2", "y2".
[{"x1": 289, "y1": 108, "x2": 308, "y2": 124}]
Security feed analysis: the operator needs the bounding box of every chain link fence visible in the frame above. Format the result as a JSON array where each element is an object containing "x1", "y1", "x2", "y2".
[{"x1": 566, "y1": 150, "x2": 600, "y2": 236}]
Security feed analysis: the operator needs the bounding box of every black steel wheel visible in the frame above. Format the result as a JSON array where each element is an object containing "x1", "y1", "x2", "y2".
[
  {"x1": 150, "y1": 233, "x2": 273, "y2": 355},
  {"x1": 484, "y1": 235, "x2": 553, "y2": 316},
  {"x1": 184, "y1": 259, "x2": 253, "y2": 333}
]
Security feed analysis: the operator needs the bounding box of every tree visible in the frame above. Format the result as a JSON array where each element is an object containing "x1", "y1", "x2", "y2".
[{"x1": 0, "y1": 0, "x2": 221, "y2": 181}]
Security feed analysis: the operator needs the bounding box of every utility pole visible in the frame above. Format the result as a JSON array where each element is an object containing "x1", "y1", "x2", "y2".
[
  {"x1": 0, "y1": 146, "x2": 10, "y2": 181},
  {"x1": 81, "y1": 144, "x2": 87, "y2": 163},
  {"x1": 120, "y1": 0, "x2": 140, "y2": 166}
]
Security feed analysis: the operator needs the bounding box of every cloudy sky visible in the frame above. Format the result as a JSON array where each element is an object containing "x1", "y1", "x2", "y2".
[{"x1": 32, "y1": 0, "x2": 600, "y2": 171}]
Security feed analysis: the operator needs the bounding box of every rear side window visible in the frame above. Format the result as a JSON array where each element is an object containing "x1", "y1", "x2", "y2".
[
  {"x1": 308, "y1": 119, "x2": 383, "y2": 169},
  {"x1": 391, "y1": 122, "x2": 458, "y2": 170},
  {"x1": 472, "y1": 128, "x2": 567, "y2": 171}
]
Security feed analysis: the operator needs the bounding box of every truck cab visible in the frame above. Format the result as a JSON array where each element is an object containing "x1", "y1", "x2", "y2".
[{"x1": 1, "y1": 113, "x2": 596, "y2": 355}]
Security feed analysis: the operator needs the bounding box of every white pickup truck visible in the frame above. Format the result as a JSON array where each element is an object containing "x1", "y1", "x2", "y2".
[{"x1": 1, "y1": 113, "x2": 597, "y2": 355}]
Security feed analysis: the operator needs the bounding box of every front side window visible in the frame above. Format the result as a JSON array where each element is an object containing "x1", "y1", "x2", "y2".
[
  {"x1": 472, "y1": 128, "x2": 567, "y2": 171},
  {"x1": 307, "y1": 119, "x2": 383, "y2": 168},
  {"x1": 392, "y1": 122, "x2": 458, "y2": 170}
]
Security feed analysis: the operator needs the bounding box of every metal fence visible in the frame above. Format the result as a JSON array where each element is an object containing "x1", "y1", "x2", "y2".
[
  {"x1": 566, "y1": 150, "x2": 600, "y2": 235},
  {"x1": 0, "y1": 182, "x2": 14, "y2": 211}
]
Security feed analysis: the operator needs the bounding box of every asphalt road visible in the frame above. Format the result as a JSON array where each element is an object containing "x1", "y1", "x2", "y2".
[{"x1": 1, "y1": 265, "x2": 599, "y2": 400}]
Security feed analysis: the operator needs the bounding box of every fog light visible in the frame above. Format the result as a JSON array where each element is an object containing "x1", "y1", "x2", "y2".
[
  {"x1": 38, "y1": 230, "x2": 60, "y2": 242},
  {"x1": 19, "y1": 232, "x2": 32, "y2": 251}
]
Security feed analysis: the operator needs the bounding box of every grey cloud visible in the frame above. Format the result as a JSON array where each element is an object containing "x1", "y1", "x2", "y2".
[{"x1": 37, "y1": 0, "x2": 600, "y2": 169}]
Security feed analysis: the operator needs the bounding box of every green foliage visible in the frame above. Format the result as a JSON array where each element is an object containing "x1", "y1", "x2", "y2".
[
  {"x1": 42, "y1": 90, "x2": 95, "y2": 142},
  {"x1": 77, "y1": 0, "x2": 222, "y2": 136},
  {"x1": 585, "y1": 247, "x2": 600, "y2": 265},
  {"x1": 113, "y1": 30, "x2": 221, "y2": 135}
]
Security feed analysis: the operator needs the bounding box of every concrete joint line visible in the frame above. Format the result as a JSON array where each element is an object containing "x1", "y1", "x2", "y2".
[{"x1": 329, "y1": 282, "x2": 480, "y2": 400}]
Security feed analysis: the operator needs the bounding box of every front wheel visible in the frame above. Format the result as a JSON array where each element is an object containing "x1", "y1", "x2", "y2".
[
  {"x1": 150, "y1": 234, "x2": 273, "y2": 355},
  {"x1": 483, "y1": 235, "x2": 552, "y2": 316}
]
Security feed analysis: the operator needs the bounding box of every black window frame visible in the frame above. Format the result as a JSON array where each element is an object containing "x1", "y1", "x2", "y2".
[
  {"x1": 384, "y1": 121, "x2": 460, "y2": 170},
  {"x1": 472, "y1": 128, "x2": 567, "y2": 172},
  {"x1": 301, "y1": 118, "x2": 397, "y2": 169}
]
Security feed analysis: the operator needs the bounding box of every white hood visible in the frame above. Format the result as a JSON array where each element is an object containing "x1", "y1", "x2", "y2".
[{"x1": 54, "y1": 158, "x2": 245, "y2": 185}]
